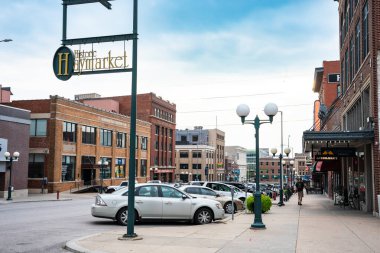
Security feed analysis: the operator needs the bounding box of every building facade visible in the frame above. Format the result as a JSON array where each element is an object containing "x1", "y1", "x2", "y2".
[
  {"x1": 176, "y1": 127, "x2": 225, "y2": 180},
  {"x1": 79, "y1": 92, "x2": 177, "y2": 183},
  {"x1": 0, "y1": 104, "x2": 30, "y2": 198},
  {"x1": 8, "y1": 96, "x2": 150, "y2": 193},
  {"x1": 225, "y1": 146, "x2": 247, "y2": 182},
  {"x1": 246, "y1": 149, "x2": 256, "y2": 182},
  {"x1": 174, "y1": 145, "x2": 215, "y2": 182},
  {"x1": 303, "y1": 0, "x2": 380, "y2": 215}
]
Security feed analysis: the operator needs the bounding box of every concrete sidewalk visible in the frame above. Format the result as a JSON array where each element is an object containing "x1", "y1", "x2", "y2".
[{"x1": 65, "y1": 194, "x2": 380, "y2": 253}]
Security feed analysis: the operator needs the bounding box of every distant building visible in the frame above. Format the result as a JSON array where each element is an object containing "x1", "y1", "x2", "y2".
[
  {"x1": 246, "y1": 149, "x2": 256, "y2": 182},
  {"x1": 0, "y1": 85, "x2": 12, "y2": 103},
  {"x1": 174, "y1": 145, "x2": 215, "y2": 182},
  {"x1": 176, "y1": 127, "x2": 225, "y2": 180},
  {"x1": 225, "y1": 146, "x2": 247, "y2": 182}
]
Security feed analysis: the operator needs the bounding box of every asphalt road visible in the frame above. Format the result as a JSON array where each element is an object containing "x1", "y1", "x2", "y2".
[
  {"x1": 0, "y1": 195, "x2": 117, "y2": 253},
  {"x1": 0, "y1": 194, "x2": 235, "y2": 253}
]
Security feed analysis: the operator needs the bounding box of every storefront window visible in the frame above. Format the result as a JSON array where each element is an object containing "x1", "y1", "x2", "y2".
[{"x1": 114, "y1": 158, "x2": 126, "y2": 178}]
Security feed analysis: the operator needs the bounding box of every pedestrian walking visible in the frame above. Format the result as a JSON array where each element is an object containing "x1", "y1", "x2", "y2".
[{"x1": 295, "y1": 178, "x2": 305, "y2": 205}]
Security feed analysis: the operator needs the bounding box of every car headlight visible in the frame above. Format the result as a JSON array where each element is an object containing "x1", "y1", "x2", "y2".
[
  {"x1": 215, "y1": 203, "x2": 222, "y2": 209},
  {"x1": 95, "y1": 195, "x2": 107, "y2": 206}
]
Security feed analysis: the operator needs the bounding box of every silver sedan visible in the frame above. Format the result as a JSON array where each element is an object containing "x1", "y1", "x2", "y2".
[{"x1": 91, "y1": 183, "x2": 225, "y2": 225}]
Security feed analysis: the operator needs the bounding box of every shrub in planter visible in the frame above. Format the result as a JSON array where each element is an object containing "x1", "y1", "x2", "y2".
[{"x1": 246, "y1": 194, "x2": 272, "y2": 213}]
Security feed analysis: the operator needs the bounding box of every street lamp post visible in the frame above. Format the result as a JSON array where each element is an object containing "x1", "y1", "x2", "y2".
[
  {"x1": 270, "y1": 147, "x2": 291, "y2": 206},
  {"x1": 97, "y1": 160, "x2": 108, "y2": 193},
  {"x1": 236, "y1": 103, "x2": 278, "y2": 229},
  {"x1": 4, "y1": 151, "x2": 20, "y2": 201},
  {"x1": 291, "y1": 162, "x2": 295, "y2": 187}
]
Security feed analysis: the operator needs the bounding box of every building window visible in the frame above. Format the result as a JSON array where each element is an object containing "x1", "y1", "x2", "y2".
[
  {"x1": 116, "y1": 132, "x2": 126, "y2": 148},
  {"x1": 362, "y1": 1, "x2": 369, "y2": 58},
  {"x1": 28, "y1": 154, "x2": 45, "y2": 178},
  {"x1": 180, "y1": 164, "x2": 189, "y2": 169},
  {"x1": 100, "y1": 129, "x2": 112, "y2": 146},
  {"x1": 192, "y1": 135, "x2": 198, "y2": 142},
  {"x1": 344, "y1": 50, "x2": 349, "y2": 88},
  {"x1": 349, "y1": 37, "x2": 354, "y2": 81},
  {"x1": 155, "y1": 140, "x2": 159, "y2": 150},
  {"x1": 192, "y1": 164, "x2": 201, "y2": 170},
  {"x1": 99, "y1": 157, "x2": 111, "y2": 179},
  {"x1": 63, "y1": 122, "x2": 76, "y2": 142},
  {"x1": 169, "y1": 129, "x2": 173, "y2": 138},
  {"x1": 141, "y1": 136, "x2": 148, "y2": 150},
  {"x1": 62, "y1": 156, "x2": 75, "y2": 181},
  {"x1": 30, "y1": 119, "x2": 47, "y2": 136},
  {"x1": 192, "y1": 151, "x2": 202, "y2": 158},
  {"x1": 82, "y1": 126, "x2": 96, "y2": 144},
  {"x1": 140, "y1": 159, "x2": 147, "y2": 177},
  {"x1": 355, "y1": 21, "x2": 361, "y2": 73},
  {"x1": 115, "y1": 158, "x2": 126, "y2": 178},
  {"x1": 180, "y1": 151, "x2": 189, "y2": 158}
]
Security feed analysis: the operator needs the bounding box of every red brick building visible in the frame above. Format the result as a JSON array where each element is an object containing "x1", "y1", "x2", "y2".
[
  {"x1": 79, "y1": 93, "x2": 177, "y2": 182},
  {"x1": 8, "y1": 96, "x2": 151, "y2": 193},
  {"x1": 304, "y1": 0, "x2": 380, "y2": 215}
]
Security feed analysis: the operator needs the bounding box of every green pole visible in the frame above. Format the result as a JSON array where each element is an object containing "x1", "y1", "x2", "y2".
[
  {"x1": 125, "y1": 0, "x2": 138, "y2": 238},
  {"x1": 251, "y1": 116, "x2": 265, "y2": 229}
]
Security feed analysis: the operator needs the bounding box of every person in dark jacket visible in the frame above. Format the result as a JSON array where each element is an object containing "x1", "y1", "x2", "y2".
[{"x1": 295, "y1": 178, "x2": 305, "y2": 205}]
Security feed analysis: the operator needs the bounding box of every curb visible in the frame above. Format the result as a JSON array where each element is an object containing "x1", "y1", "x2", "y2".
[
  {"x1": 0, "y1": 198, "x2": 72, "y2": 205},
  {"x1": 65, "y1": 233, "x2": 107, "y2": 253}
]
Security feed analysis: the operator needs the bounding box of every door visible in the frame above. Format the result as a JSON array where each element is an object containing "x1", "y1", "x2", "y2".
[
  {"x1": 161, "y1": 185, "x2": 192, "y2": 219},
  {"x1": 135, "y1": 185, "x2": 163, "y2": 219}
]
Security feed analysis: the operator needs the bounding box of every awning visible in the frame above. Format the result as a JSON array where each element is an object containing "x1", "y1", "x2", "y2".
[{"x1": 303, "y1": 130, "x2": 374, "y2": 153}]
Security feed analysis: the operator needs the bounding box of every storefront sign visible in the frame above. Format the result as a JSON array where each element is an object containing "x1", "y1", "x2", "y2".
[
  {"x1": 320, "y1": 147, "x2": 356, "y2": 157},
  {"x1": 315, "y1": 155, "x2": 339, "y2": 161},
  {"x1": 74, "y1": 49, "x2": 129, "y2": 73}
]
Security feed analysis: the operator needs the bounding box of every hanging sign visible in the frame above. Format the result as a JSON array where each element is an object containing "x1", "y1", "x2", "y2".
[{"x1": 52, "y1": 46, "x2": 75, "y2": 81}]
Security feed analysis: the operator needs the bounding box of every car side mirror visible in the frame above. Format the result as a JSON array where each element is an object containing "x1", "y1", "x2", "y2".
[
  {"x1": 182, "y1": 194, "x2": 188, "y2": 200},
  {"x1": 216, "y1": 194, "x2": 221, "y2": 197}
]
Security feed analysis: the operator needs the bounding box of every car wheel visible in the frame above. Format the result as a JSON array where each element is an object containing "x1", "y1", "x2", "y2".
[
  {"x1": 224, "y1": 202, "x2": 237, "y2": 214},
  {"x1": 194, "y1": 208, "x2": 213, "y2": 225},
  {"x1": 116, "y1": 207, "x2": 137, "y2": 226}
]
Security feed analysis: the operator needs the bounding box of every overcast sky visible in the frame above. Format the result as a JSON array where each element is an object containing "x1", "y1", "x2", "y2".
[{"x1": 0, "y1": 0, "x2": 339, "y2": 155}]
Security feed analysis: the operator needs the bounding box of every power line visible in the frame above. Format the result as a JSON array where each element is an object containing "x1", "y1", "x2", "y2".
[{"x1": 177, "y1": 103, "x2": 313, "y2": 113}]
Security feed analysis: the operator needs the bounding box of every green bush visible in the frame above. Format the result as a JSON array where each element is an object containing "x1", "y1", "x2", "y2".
[{"x1": 246, "y1": 195, "x2": 272, "y2": 213}]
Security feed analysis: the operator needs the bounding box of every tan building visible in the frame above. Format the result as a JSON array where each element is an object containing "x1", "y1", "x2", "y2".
[
  {"x1": 8, "y1": 96, "x2": 150, "y2": 193},
  {"x1": 175, "y1": 145, "x2": 215, "y2": 183}
]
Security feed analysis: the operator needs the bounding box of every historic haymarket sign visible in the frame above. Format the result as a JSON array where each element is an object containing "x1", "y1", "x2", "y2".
[
  {"x1": 53, "y1": 46, "x2": 130, "y2": 80},
  {"x1": 74, "y1": 49, "x2": 129, "y2": 73}
]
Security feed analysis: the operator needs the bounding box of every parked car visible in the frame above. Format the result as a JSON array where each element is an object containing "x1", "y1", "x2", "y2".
[
  {"x1": 222, "y1": 181, "x2": 249, "y2": 191},
  {"x1": 91, "y1": 183, "x2": 225, "y2": 225},
  {"x1": 179, "y1": 185, "x2": 244, "y2": 214},
  {"x1": 192, "y1": 181, "x2": 252, "y2": 202},
  {"x1": 105, "y1": 180, "x2": 138, "y2": 193}
]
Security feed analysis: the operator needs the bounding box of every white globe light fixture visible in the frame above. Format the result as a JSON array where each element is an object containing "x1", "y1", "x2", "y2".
[
  {"x1": 270, "y1": 148, "x2": 278, "y2": 156},
  {"x1": 264, "y1": 103, "x2": 278, "y2": 122},
  {"x1": 236, "y1": 104, "x2": 250, "y2": 124}
]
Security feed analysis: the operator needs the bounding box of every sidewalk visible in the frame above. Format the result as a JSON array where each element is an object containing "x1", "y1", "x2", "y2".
[{"x1": 64, "y1": 194, "x2": 380, "y2": 253}]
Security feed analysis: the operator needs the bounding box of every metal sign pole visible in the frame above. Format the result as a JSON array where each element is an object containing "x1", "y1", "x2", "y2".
[{"x1": 125, "y1": 0, "x2": 138, "y2": 238}]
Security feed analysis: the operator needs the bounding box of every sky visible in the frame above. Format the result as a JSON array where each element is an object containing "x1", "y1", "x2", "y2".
[{"x1": 0, "y1": 0, "x2": 340, "y2": 156}]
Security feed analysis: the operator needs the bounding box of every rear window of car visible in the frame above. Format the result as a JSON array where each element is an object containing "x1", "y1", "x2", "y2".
[{"x1": 185, "y1": 187, "x2": 201, "y2": 195}]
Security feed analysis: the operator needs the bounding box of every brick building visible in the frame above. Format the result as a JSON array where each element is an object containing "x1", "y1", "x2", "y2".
[
  {"x1": 8, "y1": 96, "x2": 150, "y2": 193},
  {"x1": 303, "y1": 0, "x2": 380, "y2": 215},
  {"x1": 176, "y1": 127, "x2": 225, "y2": 181},
  {"x1": 175, "y1": 145, "x2": 215, "y2": 182},
  {"x1": 79, "y1": 93, "x2": 176, "y2": 183},
  {"x1": 0, "y1": 104, "x2": 30, "y2": 198}
]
